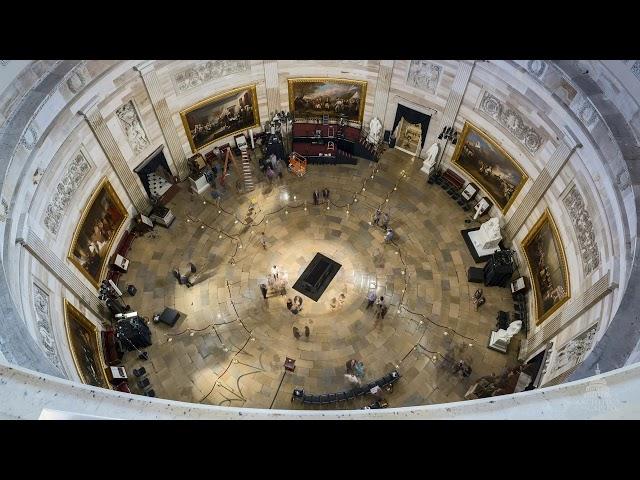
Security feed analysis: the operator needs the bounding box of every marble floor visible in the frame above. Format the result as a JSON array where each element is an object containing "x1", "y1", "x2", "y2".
[{"x1": 119, "y1": 147, "x2": 522, "y2": 410}]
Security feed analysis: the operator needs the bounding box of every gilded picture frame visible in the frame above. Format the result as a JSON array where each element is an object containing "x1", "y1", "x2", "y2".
[
  {"x1": 288, "y1": 77, "x2": 368, "y2": 124},
  {"x1": 68, "y1": 178, "x2": 128, "y2": 289},
  {"x1": 63, "y1": 299, "x2": 110, "y2": 389},
  {"x1": 521, "y1": 209, "x2": 570, "y2": 325},
  {"x1": 180, "y1": 84, "x2": 260, "y2": 153},
  {"x1": 451, "y1": 122, "x2": 528, "y2": 214}
]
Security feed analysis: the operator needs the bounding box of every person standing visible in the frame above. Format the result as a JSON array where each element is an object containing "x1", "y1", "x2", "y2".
[
  {"x1": 304, "y1": 325, "x2": 310, "y2": 338},
  {"x1": 313, "y1": 189, "x2": 320, "y2": 205},
  {"x1": 380, "y1": 304, "x2": 388, "y2": 319},
  {"x1": 372, "y1": 208, "x2": 381, "y2": 226},
  {"x1": 272, "y1": 265, "x2": 279, "y2": 279},
  {"x1": 384, "y1": 228, "x2": 394, "y2": 243},
  {"x1": 293, "y1": 326, "x2": 301, "y2": 339},
  {"x1": 382, "y1": 212, "x2": 390, "y2": 229},
  {"x1": 260, "y1": 232, "x2": 267, "y2": 250},
  {"x1": 366, "y1": 290, "x2": 376, "y2": 309},
  {"x1": 260, "y1": 283, "x2": 268, "y2": 299}
]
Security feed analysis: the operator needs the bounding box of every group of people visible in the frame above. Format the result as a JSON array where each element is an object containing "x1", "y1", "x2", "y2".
[
  {"x1": 372, "y1": 208, "x2": 394, "y2": 243},
  {"x1": 292, "y1": 325, "x2": 310, "y2": 339},
  {"x1": 344, "y1": 359, "x2": 366, "y2": 385},
  {"x1": 287, "y1": 296, "x2": 304, "y2": 314},
  {"x1": 312, "y1": 187, "x2": 330, "y2": 205},
  {"x1": 366, "y1": 292, "x2": 389, "y2": 320},
  {"x1": 262, "y1": 153, "x2": 283, "y2": 184},
  {"x1": 173, "y1": 262, "x2": 197, "y2": 288}
]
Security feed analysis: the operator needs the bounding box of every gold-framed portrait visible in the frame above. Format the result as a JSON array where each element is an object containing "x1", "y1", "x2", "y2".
[
  {"x1": 68, "y1": 178, "x2": 127, "y2": 289},
  {"x1": 288, "y1": 77, "x2": 367, "y2": 124},
  {"x1": 521, "y1": 209, "x2": 570, "y2": 325},
  {"x1": 63, "y1": 299, "x2": 110, "y2": 389},
  {"x1": 451, "y1": 122, "x2": 528, "y2": 213},
  {"x1": 180, "y1": 84, "x2": 260, "y2": 153}
]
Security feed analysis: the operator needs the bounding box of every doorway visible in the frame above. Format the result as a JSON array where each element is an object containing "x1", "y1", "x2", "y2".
[
  {"x1": 391, "y1": 103, "x2": 431, "y2": 155},
  {"x1": 134, "y1": 146, "x2": 174, "y2": 202}
]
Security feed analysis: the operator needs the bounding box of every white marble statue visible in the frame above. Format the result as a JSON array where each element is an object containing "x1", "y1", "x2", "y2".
[
  {"x1": 367, "y1": 117, "x2": 382, "y2": 144},
  {"x1": 489, "y1": 320, "x2": 523, "y2": 352},
  {"x1": 420, "y1": 143, "x2": 440, "y2": 174},
  {"x1": 472, "y1": 217, "x2": 502, "y2": 250}
]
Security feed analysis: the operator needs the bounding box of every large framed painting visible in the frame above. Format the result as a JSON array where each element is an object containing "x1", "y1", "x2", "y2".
[
  {"x1": 180, "y1": 84, "x2": 260, "y2": 152},
  {"x1": 288, "y1": 77, "x2": 367, "y2": 123},
  {"x1": 68, "y1": 178, "x2": 127, "y2": 288},
  {"x1": 452, "y1": 122, "x2": 528, "y2": 213},
  {"x1": 64, "y1": 299, "x2": 109, "y2": 389},
  {"x1": 521, "y1": 209, "x2": 570, "y2": 325}
]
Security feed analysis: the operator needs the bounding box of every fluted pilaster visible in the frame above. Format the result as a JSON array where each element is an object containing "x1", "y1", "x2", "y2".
[
  {"x1": 371, "y1": 60, "x2": 394, "y2": 123},
  {"x1": 263, "y1": 60, "x2": 280, "y2": 115},
  {"x1": 78, "y1": 97, "x2": 150, "y2": 213},
  {"x1": 135, "y1": 61, "x2": 190, "y2": 180}
]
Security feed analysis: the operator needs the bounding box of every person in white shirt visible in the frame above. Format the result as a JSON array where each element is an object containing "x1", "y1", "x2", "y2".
[
  {"x1": 271, "y1": 265, "x2": 278, "y2": 279},
  {"x1": 366, "y1": 290, "x2": 376, "y2": 309}
]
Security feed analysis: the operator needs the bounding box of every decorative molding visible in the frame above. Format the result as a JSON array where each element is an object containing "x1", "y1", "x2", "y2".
[
  {"x1": 172, "y1": 60, "x2": 251, "y2": 94},
  {"x1": 66, "y1": 62, "x2": 90, "y2": 94},
  {"x1": 477, "y1": 91, "x2": 544, "y2": 154},
  {"x1": 406, "y1": 60, "x2": 442, "y2": 94},
  {"x1": 20, "y1": 125, "x2": 39, "y2": 151},
  {"x1": 551, "y1": 323, "x2": 599, "y2": 377},
  {"x1": 562, "y1": 185, "x2": 601, "y2": 275},
  {"x1": 631, "y1": 60, "x2": 640, "y2": 81},
  {"x1": 0, "y1": 60, "x2": 9, "y2": 67},
  {"x1": 32, "y1": 282, "x2": 63, "y2": 371},
  {"x1": 0, "y1": 198, "x2": 9, "y2": 222},
  {"x1": 526, "y1": 60, "x2": 548, "y2": 78},
  {"x1": 115, "y1": 100, "x2": 150, "y2": 155},
  {"x1": 615, "y1": 168, "x2": 631, "y2": 191},
  {"x1": 43, "y1": 150, "x2": 92, "y2": 235},
  {"x1": 570, "y1": 94, "x2": 599, "y2": 128}
]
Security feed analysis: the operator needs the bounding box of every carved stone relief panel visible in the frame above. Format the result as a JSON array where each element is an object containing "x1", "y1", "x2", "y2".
[
  {"x1": 32, "y1": 282, "x2": 63, "y2": 371},
  {"x1": 553, "y1": 78, "x2": 578, "y2": 104},
  {"x1": 562, "y1": 184, "x2": 601, "y2": 275},
  {"x1": 406, "y1": 60, "x2": 442, "y2": 94},
  {"x1": 552, "y1": 323, "x2": 598, "y2": 375},
  {"x1": 115, "y1": 100, "x2": 150, "y2": 155},
  {"x1": 172, "y1": 60, "x2": 251, "y2": 94},
  {"x1": 43, "y1": 149, "x2": 92, "y2": 235},
  {"x1": 477, "y1": 91, "x2": 544, "y2": 154},
  {"x1": 570, "y1": 94, "x2": 599, "y2": 128},
  {"x1": 20, "y1": 124, "x2": 39, "y2": 151}
]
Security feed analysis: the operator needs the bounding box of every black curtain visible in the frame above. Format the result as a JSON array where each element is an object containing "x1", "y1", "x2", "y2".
[
  {"x1": 392, "y1": 104, "x2": 431, "y2": 150},
  {"x1": 134, "y1": 147, "x2": 171, "y2": 198}
]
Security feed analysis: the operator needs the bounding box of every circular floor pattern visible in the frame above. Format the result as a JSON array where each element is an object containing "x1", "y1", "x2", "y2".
[{"x1": 120, "y1": 148, "x2": 521, "y2": 409}]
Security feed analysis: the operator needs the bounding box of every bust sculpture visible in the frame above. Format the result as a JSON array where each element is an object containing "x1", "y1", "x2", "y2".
[
  {"x1": 367, "y1": 117, "x2": 383, "y2": 144},
  {"x1": 472, "y1": 217, "x2": 502, "y2": 251}
]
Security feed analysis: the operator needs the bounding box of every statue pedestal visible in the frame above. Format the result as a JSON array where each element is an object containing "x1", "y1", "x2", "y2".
[{"x1": 488, "y1": 331, "x2": 509, "y2": 353}]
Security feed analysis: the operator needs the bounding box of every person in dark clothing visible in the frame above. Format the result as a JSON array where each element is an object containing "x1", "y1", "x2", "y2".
[
  {"x1": 380, "y1": 304, "x2": 388, "y2": 319},
  {"x1": 322, "y1": 188, "x2": 330, "y2": 202},
  {"x1": 293, "y1": 326, "x2": 301, "y2": 339},
  {"x1": 313, "y1": 189, "x2": 320, "y2": 205},
  {"x1": 260, "y1": 283, "x2": 268, "y2": 299},
  {"x1": 287, "y1": 298, "x2": 293, "y2": 310},
  {"x1": 304, "y1": 325, "x2": 310, "y2": 338}
]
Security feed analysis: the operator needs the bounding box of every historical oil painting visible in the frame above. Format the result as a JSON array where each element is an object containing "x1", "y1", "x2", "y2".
[
  {"x1": 288, "y1": 77, "x2": 367, "y2": 123},
  {"x1": 452, "y1": 122, "x2": 528, "y2": 213},
  {"x1": 521, "y1": 209, "x2": 570, "y2": 325},
  {"x1": 68, "y1": 179, "x2": 127, "y2": 288},
  {"x1": 180, "y1": 84, "x2": 260, "y2": 152},
  {"x1": 64, "y1": 299, "x2": 109, "y2": 389}
]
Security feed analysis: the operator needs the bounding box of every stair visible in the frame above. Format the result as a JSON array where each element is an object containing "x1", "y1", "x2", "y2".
[{"x1": 240, "y1": 148, "x2": 255, "y2": 192}]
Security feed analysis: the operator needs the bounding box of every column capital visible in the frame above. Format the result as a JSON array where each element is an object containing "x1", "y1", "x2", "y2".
[
  {"x1": 77, "y1": 95, "x2": 101, "y2": 118},
  {"x1": 134, "y1": 60, "x2": 156, "y2": 75}
]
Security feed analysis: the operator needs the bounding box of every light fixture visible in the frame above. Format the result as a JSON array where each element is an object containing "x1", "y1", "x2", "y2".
[
  {"x1": 218, "y1": 234, "x2": 222, "y2": 239},
  {"x1": 285, "y1": 210, "x2": 288, "y2": 215},
  {"x1": 468, "y1": 343, "x2": 473, "y2": 347},
  {"x1": 190, "y1": 332, "x2": 195, "y2": 336},
  {"x1": 293, "y1": 195, "x2": 297, "y2": 200},
  {"x1": 393, "y1": 187, "x2": 397, "y2": 191},
  {"x1": 168, "y1": 338, "x2": 173, "y2": 342},
  {"x1": 443, "y1": 331, "x2": 448, "y2": 336},
  {"x1": 218, "y1": 210, "x2": 221, "y2": 214},
  {"x1": 362, "y1": 187, "x2": 366, "y2": 191},
  {"x1": 234, "y1": 219, "x2": 238, "y2": 224},
  {"x1": 186, "y1": 219, "x2": 190, "y2": 222},
  {"x1": 201, "y1": 225, "x2": 205, "y2": 229},
  {"x1": 326, "y1": 205, "x2": 330, "y2": 210},
  {"x1": 203, "y1": 201, "x2": 207, "y2": 204}
]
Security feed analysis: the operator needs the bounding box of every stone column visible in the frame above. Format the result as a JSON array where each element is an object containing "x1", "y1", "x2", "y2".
[
  {"x1": 371, "y1": 60, "x2": 394, "y2": 124},
  {"x1": 525, "y1": 272, "x2": 617, "y2": 359},
  {"x1": 135, "y1": 61, "x2": 190, "y2": 180},
  {"x1": 16, "y1": 217, "x2": 104, "y2": 319},
  {"x1": 78, "y1": 96, "x2": 151, "y2": 214},
  {"x1": 263, "y1": 60, "x2": 281, "y2": 115},
  {"x1": 430, "y1": 60, "x2": 476, "y2": 162},
  {"x1": 504, "y1": 140, "x2": 579, "y2": 239}
]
